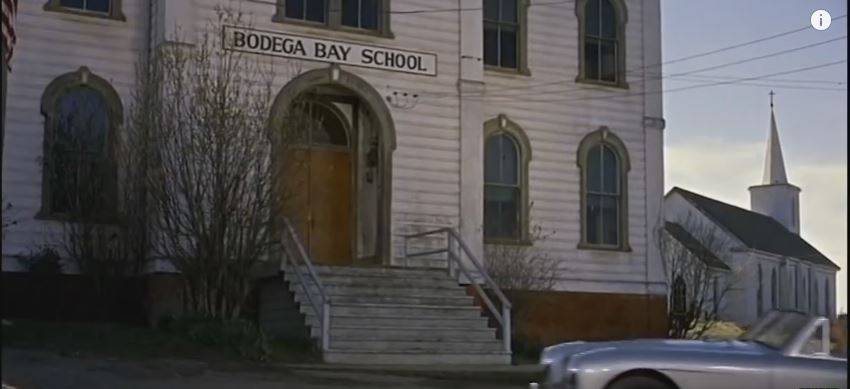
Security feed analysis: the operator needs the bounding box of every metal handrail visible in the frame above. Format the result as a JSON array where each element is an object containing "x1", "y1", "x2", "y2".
[
  {"x1": 402, "y1": 227, "x2": 512, "y2": 353},
  {"x1": 280, "y1": 217, "x2": 331, "y2": 351}
]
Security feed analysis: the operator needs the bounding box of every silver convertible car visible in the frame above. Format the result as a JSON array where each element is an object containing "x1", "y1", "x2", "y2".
[{"x1": 536, "y1": 310, "x2": 847, "y2": 389}]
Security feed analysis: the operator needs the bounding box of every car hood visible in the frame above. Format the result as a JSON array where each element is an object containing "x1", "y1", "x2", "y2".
[{"x1": 540, "y1": 338, "x2": 767, "y2": 365}]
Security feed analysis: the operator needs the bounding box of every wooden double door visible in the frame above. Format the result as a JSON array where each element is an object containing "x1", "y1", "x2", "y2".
[{"x1": 282, "y1": 101, "x2": 353, "y2": 266}]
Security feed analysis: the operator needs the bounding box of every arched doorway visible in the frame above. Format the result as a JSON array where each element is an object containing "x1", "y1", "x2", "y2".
[{"x1": 271, "y1": 66, "x2": 395, "y2": 266}]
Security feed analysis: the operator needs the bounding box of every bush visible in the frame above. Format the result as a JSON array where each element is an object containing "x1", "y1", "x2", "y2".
[{"x1": 160, "y1": 315, "x2": 271, "y2": 362}]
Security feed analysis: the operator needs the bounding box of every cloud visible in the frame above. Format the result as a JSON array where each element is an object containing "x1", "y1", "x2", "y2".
[{"x1": 665, "y1": 137, "x2": 848, "y2": 313}]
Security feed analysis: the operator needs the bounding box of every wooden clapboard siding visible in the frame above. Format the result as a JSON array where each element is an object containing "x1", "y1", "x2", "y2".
[{"x1": 2, "y1": 0, "x2": 664, "y2": 296}]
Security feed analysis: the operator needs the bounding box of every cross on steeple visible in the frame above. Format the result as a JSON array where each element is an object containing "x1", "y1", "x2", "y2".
[{"x1": 769, "y1": 90, "x2": 775, "y2": 108}]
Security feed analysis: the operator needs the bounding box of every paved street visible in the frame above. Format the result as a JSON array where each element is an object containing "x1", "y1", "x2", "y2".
[{"x1": 2, "y1": 348, "x2": 531, "y2": 389}]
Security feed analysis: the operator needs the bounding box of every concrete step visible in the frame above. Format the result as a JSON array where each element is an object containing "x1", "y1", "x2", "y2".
[
  {"x1": 291, "y1": 283, "x2": 469, "y2": 298},
  {"x1": 395, "y1": 257, "x2": 449, "y2": 269},
  {"x1": 326, "y1": 326, "x2": 497, "y2": 342},
  {"x1": 304, "y1": 313, "x2": 490, "y2": 329},
  {"x1": 316, "y1": 294, "x2": 475, "y2": 306},
  {"x1": 323, "y1": 350, "x2": 511, "y2": 365},
  {"x1": 298, "y1": 303, "x2": 483, "y2": 319},
  {"x1": 285, "y1": 273, "x2": 460, "y2": 289},
  {"x1": 330, "y1": 339, "x2": 503, "y2": 353}
]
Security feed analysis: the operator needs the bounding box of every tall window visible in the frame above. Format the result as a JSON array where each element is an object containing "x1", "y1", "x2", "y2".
[
  {"x1": 484, "y1": 0, "x2": 520, "y2": 69},
  {"x1": 45, "y1": 0, "x2": 125, "y2": 20},
  {"x1": 578, "y1": 128, "x2": 629, "y2": 250},
  {"x1": 757, "y1": 264, "x2": 764, "y2": 316},
  {"x1": 712, "y1": 277, "x2": 719, "y2": 315},
  {"x1": 771, "y1": 268, "x2": 778, "y2": 309},
  {"x1": 40, "y1": 68, "x2": 121, "y2": 220},
  {"x1": 794, "y1": 267, "x2": 800, "y2": 309},
  {"x1": 578, "y1": 0, "x2": 626, "y2": 85},
  {"x1": 814, "y1": 279, "x2": 820, "y2": 315},
  {"x1": 284, "y1": 0, "x2": 327, "y2": 23},
  {"x1": 275, "y1": 0, "x2": 390, "y2": 35},
  {"x1": 483, "y1": 116, "x2": 530, "y2": 242},
  {"x1": 824, "y1": 280, "x2": 830, "y2": 317},
  {"x1": 342, "y1": 0, "x2": 379, "y2": 30},
  {"x1": 672, "y1": 276, "x2": 686, "y2": 315}
]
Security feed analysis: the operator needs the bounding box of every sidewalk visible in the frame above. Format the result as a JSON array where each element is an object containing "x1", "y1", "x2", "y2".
[{"x1": 283, "y1": 362, "x2": 545, "y2": 384}]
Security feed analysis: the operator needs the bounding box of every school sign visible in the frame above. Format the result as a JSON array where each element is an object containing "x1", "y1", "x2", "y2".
[{"x1": 223, "y1": 26, "x2": 437, "y2": 76}]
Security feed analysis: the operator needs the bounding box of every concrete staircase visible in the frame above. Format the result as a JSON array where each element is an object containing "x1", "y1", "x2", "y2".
[{"x1": 282, "y1": 265, "x2": 511, "y2": 365}]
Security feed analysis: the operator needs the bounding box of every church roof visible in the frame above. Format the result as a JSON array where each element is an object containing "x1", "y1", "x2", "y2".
[
  {"x1": 664, "y1": 222, "x2": 731, "y2": 271},
  {"x1": 668, "y1": 187, "x2": 840, "y2": 270}
]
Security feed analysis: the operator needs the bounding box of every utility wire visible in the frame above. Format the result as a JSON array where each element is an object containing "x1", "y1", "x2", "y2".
[
  {"x1": 239, "y1": 0, "x2": 572, "y2": 14},
  {"x1": 472, "y1": 59, "x2": 847, "y2": 103}
]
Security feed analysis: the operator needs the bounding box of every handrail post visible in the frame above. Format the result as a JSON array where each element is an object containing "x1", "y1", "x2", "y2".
[
  {"x1": 322, "y1": 301, "x2": 330, "y2": 352},
  {"x1": 502, "y1": 304, "x2": 511, "y2": 354}
]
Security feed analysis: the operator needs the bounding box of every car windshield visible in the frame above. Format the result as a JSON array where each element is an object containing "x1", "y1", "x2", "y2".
[{"x1": 739, "y1": 311, "x2": 811, "y2": 350}]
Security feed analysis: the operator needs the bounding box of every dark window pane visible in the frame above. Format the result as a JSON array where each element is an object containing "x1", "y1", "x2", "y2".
[
  {"x1": 602, "y1": 145, "x2": 619, "y2": 194},
  {"x1": 60, "y1": 0, "x2": 85, "y2": 9},
  {"x1": 484, "y1": 185, "x2": 519, "y2": 239},
  {"x1": 341, "y1": 0, "x2": 358, "y2": 27},
  {"x1": 360, "y1": 0, "x2": 378, "y2": 30},
  {"x1": 584, "y1": 40, "x2": 599, "y2": 80},
  {"x1": 585, "y1": 0, "x2": 599, "y2": 36},
  {"x1": 57, "y1": 88, "x2": 109, "y2": 153},
  {"x1": 501, "y1": 0, "x2": 517, "y2": 23},
  {"x1": 499, "y1": 27, "x2": 518, "y2": 69},
  {"x1": 484, "y1": 135, "x2": 502, "y2": 183},
  {"x1": 308, "y1": 103, "x2": 347, "y2": 146},
  {"x1": 600, "y1": 40, "x2": 616, "y2": 82},
  {"x1": 305, "y1": 0, "x2": 326, "y2": 22},
  {"x1": 586, "y1": 194, "x2": 601, "y2": 244},
  {"x1": 586, "y1": 145, "x2": 602, "y2": 192},
  {"x1": 484, "y1": 23, "x2": 499, "y2": 66},
  {"x1": 484, "y1": 0, "x2": 499, "y2": 21},
  {"x1": 600, "y1": 0, "x2": 616, "y2": 39},
  {"x1": 86, "y1": 0, "x2": 110, "y2": 12},
  {"x1": 500, "y1": 135, "x2": 518, "y2": 185},
  {"x1": 286, "y1": 0, "x2": 304, "y2": 19},
  {"x1": 601, "y1": 195, "x2": 619, "y2": 245}
]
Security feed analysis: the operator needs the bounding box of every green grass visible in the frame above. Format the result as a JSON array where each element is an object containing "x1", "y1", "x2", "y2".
[{"x1": 1, "y1": 319, "x2": 318, "y2": 364}]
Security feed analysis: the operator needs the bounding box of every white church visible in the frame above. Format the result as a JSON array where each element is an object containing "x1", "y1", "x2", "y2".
[{"x1": 664, "y1": 97, "x2": 840, "y2": 326}]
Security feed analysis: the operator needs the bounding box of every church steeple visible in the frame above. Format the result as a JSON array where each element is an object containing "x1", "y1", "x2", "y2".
[
  {"x1": 749, "y1": 91, "x2": 801, "y2": 234},
  {"x1": 763, "y1": 91, "x2": 788, "y2": 184}
]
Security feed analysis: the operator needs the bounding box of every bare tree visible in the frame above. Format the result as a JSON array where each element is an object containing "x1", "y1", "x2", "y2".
[
  {"x1": 484, "y1": 222, "x2": 558, "y2": 292},
  {"x1": 658, "y1": 214, "x2": 741, "y2": 339},
  {"x1": 127, "y1": 9, "x2": 304, "y2": 319}
]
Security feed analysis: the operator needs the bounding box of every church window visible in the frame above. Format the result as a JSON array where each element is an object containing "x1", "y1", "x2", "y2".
[
  {"x1": 275, "y1": 0, "x2": 392, "y2": 36},
  {"x1": 771, "y1": 268, "x2": 778, "y2": 310},
  {"x1": 44, "y1": 0, "x2": 125, "y2": 20},
  {"x1": 484, "y1": 0, "x2": 529, "y2": 73}
]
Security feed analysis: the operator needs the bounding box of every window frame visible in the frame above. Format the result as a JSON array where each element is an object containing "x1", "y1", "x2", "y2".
[
  {"x1": 273, "y1": 0, "x2": 394, "y2": 39},
  {"x1": 577, "y1": 126, "x2": 630, "y2": 251},
  {"x1": 575, "y1": 0, "x2": 628, "y2": 88},
  {"x1": 483, "y1": 114, "x2": 532, "y2": 245},
  {"x1": 37, "y1": 67, "x2": 123, "y2": 223},
  {"x1": 44, "y1": 0, "x2": 126, "y2": 21},
  {"x1": 483, "y1": 0, "x2": 530, "y2": 75}
]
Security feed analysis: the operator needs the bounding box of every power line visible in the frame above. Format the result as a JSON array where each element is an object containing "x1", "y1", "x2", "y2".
[
  {"x1": 472, "y1": 59, "x2": 847, "y2": 103},
  {"x1": 426, "y1": 35, "x2": 847, "y2": 100},
  {"x1": 239, "y1": 0, "x2": 572, "y2": 14}
]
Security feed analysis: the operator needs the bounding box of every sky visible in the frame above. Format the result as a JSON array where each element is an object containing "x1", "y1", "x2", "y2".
[{"x1": 661, "y1": 0, "x2": 848, "y2": 313}]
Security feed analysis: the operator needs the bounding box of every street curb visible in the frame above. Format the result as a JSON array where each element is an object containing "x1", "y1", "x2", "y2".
[{"x1": 283, "y1": 363, "x2": 545, "y2": 383}]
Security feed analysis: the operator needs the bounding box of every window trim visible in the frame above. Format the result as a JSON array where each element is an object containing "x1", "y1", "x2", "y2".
[
  {"x1": 483, "y1": 0, "x2": 531, "y2": 75},
  {"x1": 483, "y1": 114, "x2": 532, "y2": 245},
  {"x1": 574, "y1": 0, "x2": 628, "y2": 89},
  {"x1": 37, "y1": 67, "x2": 123, "y2": 223},
  {"x1": 273, "y1": 0, "x2": 394, "y2": 39},
  {"x1": 577, "y1": 126, "x2": 630, "y2": 251},
  {"x1": 44, "y1": 0, "x2": 126, "y2": 21}
]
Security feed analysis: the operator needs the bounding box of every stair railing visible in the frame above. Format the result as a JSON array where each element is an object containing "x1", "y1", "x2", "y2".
[
  {"x1": 402, "y1": 228, "x2": 512, "y2": 354},
  {"x1": 280, "y1": 217, "x2": 331, "y2": 352}
]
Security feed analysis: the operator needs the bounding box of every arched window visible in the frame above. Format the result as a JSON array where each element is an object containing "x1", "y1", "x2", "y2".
[
  {"x1": 757, "y1": 264, "x2": 764, "y2": 316},
  {"x1": 40, "y1": 67, "x2": 122, "y2": 221},
  {"x1": 771, "y1": 268, "x2": 778, "y2": 310},
  {"x1": 814, "y1": 279, "x2": 820, "y2": 315},
  {"x1": 672, "y1": 275, "x2": 686, "y2": 314},
  {"x1": 483, "y1": 115, "x2": 531, "y2": 242},
  {"x1": 824, "y1": 279, "x2": 830, "y2": 317},
  {"x1": 577, "y1": 127, "x2": 629, "y2": 250},
  {"x1": 577, "y1": 0, "x2": 627, "y2": 87}
]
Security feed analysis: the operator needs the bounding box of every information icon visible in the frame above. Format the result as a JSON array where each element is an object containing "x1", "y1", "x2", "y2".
[{"x1": 811, "y1": 10, "x2": 831, "y2": 30}]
